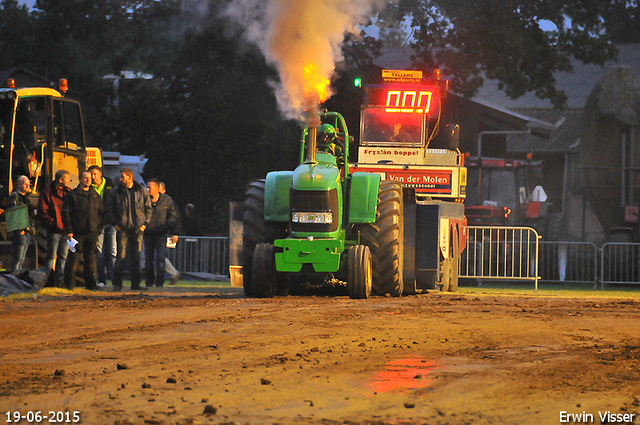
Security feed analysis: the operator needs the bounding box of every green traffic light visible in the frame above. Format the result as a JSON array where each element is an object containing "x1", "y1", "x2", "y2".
[{"x1": 354, "y1": 77, "x2": 362, "y2": 87}]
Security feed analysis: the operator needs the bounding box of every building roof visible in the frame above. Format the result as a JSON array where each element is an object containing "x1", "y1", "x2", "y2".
[
  {"x1": 474, "y1": 44, "x2": 640, "y2": 109},
  {"x1": 469, "y1": 96, "x2": 560, "y2": 136},
  {"x1": 506, "y1": 108, "x2": 582, "y2": 153},
  {"x1": 0, "y1": 68, "x2": 49, "y2": 88},
  {"x1": 103, "y1": 70, "x2": 154, "y2": 80}
]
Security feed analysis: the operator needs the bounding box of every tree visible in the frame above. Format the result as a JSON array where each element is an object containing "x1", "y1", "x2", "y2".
[
  {"x1": 602, "y1": 0, "x2": 640, "y2": 43},
  {"x1": 0, "y1": 0, "x2": 36, "y2": 70},
  {"x1": 361, "y1": 0, "x2": 619, "y2": 107},
  {"x1": 141, "y1": 17, "x2": 301, "y2": 233}
]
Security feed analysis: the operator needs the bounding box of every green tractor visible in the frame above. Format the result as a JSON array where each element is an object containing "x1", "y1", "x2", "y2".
[
  {"x1": 237, "y1": 69, "x2": 467, "y2": 298},
  {"x1": 241, "y1": 110, "x2": 404, "y2": 298}
]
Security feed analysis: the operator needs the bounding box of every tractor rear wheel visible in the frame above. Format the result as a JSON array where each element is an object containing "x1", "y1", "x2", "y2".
[
  {"x1": 360, "y1": 181, "x2": 404, "y2": 296},
  {"x1": 347, "y1": 245, "x2": 372, "y2": 299},
  {"x1": 242, "y1": 179, "x2": 286, "y2": 297},
  {"x1": 252, "y1": 243, "x2": 278, "y2": 298}
]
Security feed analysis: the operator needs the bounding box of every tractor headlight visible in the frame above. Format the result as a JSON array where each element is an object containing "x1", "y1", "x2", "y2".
[{"x1": 292, "y1": 211, "x2": 333, "y2": 224}]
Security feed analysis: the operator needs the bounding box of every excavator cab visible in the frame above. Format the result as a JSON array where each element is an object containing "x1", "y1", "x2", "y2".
[{"x1": 0, "y1": 87, "x2": 87, "y2": 206}]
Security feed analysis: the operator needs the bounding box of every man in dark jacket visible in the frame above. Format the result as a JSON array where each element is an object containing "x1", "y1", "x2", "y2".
[
  {"x1": 7, "y1": 175, "x2": 36, "y2": 271},
  {"x1": 37, "y1": 169, "x2": 71, "y2": 286},
  {"x1": 62, "y1": 170, "x2": 104, "y2": 290},
  {"x1": 144, "y1": 178, "x2": 179, "y2": 288},
  {"x1": 105, "y1": 167, "x2": 152, "y2": 291},
  {"x1": 89, "y1": 165, "x2": 116, "y2": 287},
  {"x1": 183, "y1": 203, "x2": 203, "y2": 236},
  {"x1": 159, "y1": 182, "x2": 181, "y2": 285}
]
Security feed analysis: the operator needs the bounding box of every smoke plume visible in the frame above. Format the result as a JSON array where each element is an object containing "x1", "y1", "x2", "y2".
[{"x1": 226, "y1": 0, "x2": 379, "y2": 121}]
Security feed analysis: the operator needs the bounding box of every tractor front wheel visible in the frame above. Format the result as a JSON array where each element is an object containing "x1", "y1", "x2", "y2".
[
  {"x1": 242, "y1": 179, "x2": 286, "y2": 297},
  {"x1": 347, "y1": 245, "x2": 372, "y2": 299},
  {"x1": 252, "y1": 243, "x2": 278, "y2": 298}
]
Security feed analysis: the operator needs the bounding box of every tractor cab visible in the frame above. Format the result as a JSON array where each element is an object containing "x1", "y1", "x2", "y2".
[
  {"x1": 464, "y1": 157, "x2": 529, "y2": 226},
  {"x1": 361, "y1": 106, "x2": 424, "y2": 146},
  {"x1": 464, "y1": 156, "x2": 558, "y2": 237}
]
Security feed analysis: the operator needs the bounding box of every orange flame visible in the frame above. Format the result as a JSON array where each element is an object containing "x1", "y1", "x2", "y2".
[{"x1": 303, "y1": 63, "x2": 331, "y2": 105}]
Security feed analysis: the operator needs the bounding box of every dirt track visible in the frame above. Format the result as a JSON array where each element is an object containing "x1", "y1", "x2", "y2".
[{"x1": 0, "y1": 286, "x2": 639, "y2": 425}]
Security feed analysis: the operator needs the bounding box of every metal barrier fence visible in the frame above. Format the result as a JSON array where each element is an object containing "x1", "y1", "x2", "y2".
[
  {"x1": 460, "y1": 226, "x2": 541, "y2": 291},
  {"x1": 166, "y1": 236, "x2": 229, "y2": 276},
  {"x1": 601, "y1": 242, "x2": 640, "y2": 287},
  {"x1": 166, "y1": 235, "x2": 640, "y2": 287},
  {"x1": 461, "y1": 231, "x2": 640, "y2": 288},
  {"x1": 539, "y1": 241, "x2": 599, "y2": 286}
]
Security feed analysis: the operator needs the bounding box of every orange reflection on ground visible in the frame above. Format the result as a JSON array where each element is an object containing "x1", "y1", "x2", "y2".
[{"x1": 370, "y1": 357, "x2": 436, "y2": 394}]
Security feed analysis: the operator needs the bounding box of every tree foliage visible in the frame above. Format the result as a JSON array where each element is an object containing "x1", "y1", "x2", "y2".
[
  {"x1": 142, "y1": 19, "x2": 300, "y2": 231},
  {"x1": 368, "y1": 0, "x2": 622, "y2": 107},
  {"x1": 602, "y1": 0, "x2": 640, "y2": 43},
  {"x1": 0, "y1": 0, "x2": 36, "y2": 70}
]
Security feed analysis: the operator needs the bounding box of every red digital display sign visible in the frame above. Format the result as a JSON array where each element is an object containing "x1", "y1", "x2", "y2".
[
  {"x1": 367, "y1": 85, "x2": 439, "y2": 114},
  {"x1": 384, "y1": 90, "x2": 432, "y2": 113}
]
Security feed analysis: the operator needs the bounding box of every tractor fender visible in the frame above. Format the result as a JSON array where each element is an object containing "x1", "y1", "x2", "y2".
[
  {"x1": 264, "y1": 171, "x2": 293, "y2": 222},
  {"x1": 348, "y1": 172, "x2": 381, "y2": 223}
]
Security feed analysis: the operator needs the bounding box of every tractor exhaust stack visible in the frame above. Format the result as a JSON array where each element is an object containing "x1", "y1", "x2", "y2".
[{"x1": 306, "y1": 108, "x2": 320, "y2": 163}]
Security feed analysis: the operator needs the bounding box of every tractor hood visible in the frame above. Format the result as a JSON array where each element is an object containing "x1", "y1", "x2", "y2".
[
  {"x1": 263, "y1": 159, "x2": 342, "y2": 224},
  {"x1": 292, "y1": 161, "x2": 341, "y2": 191}
]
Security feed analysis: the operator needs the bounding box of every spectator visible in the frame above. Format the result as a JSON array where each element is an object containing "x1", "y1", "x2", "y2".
[
  {"x1": 159, "y1": 182, "x2": 181, "y2": 285},
  {"x1": 37, "y1": 169, "x2": 71, "y2": 286},
  {"x1": 7, "y1": 175, "x2": 35, "y2": 271},
  {"x1": 89, "y1": 165, "x2": 116, "y2": 288},
  {"x1": 183, "y1": 203, "x2": 203, "y2": 236},
  {"x1": 105, "y1": 168, "x2": 152, "y2": 291},
  {"x1": 62, "y1": 170, "x2": 103, "y2": 290},
  {"x1": 144, "y1": 179, "x2": 179, "y2": 288}
]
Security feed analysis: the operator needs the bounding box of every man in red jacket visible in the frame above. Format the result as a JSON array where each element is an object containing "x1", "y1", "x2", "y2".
[{"x1": 37, "y1": 170, "x2": 71, "y2": 287}]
